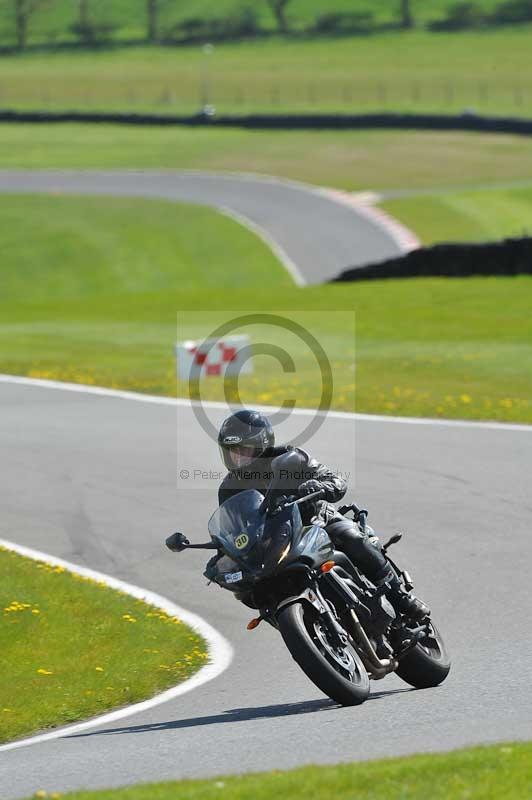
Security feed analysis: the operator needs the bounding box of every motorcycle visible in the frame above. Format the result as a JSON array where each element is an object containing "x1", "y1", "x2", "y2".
[{"x1": 167, "y1": 450, "x2": 450, "y2": 706}]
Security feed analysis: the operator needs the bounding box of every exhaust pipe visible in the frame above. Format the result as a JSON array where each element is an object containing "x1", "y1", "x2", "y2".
[{"x1": 349, "y1": 609, "x2": 397, "y2": 679}]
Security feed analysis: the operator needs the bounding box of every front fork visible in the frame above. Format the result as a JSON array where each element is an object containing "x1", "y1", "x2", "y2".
[{"x1": 276, "y1": 584, "x2": 350, "y2": 649}]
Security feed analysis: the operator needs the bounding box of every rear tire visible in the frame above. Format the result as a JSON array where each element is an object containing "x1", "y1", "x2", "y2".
[
  {"x1": 278, "y1": 601, "x2": 370, "y2": 706},
  {"x1": 395, "y1": 621, "x2": 451, "y2": 689}
]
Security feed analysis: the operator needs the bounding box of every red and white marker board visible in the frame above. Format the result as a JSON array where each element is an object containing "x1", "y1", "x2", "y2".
[{"x1": 176, "y1": 335, "x2": 253, "y2": 380}]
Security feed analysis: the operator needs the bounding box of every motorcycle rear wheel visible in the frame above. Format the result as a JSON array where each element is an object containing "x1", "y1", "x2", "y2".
[
  {"x1": 278, "y1": 601, "x2": 370, "y2": 706},
  {"x1": 395, "y1": 621, "x2": 451, "y2": 689}
]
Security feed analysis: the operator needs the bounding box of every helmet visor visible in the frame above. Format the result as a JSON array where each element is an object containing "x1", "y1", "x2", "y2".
[{"x1": 225, "y1": 445, "x2": 257, "y2": 469}]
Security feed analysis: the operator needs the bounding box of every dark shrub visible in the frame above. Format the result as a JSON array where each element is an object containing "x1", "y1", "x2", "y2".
[
  {"x1": 167, "y1": 6, "x2": 259, "y2": 43},
  {"x1": 429, "y1": 2, "x2": 486, "y2": 31},
  {"x1": 69, "y1": 21, "x2": 116, "y2": 45},
  {"x1": 332, "y1": 238, "x2": 532, "y2": 282},
  {"x1": 490, "y1": 0, "x2": 532, "y2": 23},
  {"x1": 311, "y1": 11, "x2": 374, "y2": 35}
]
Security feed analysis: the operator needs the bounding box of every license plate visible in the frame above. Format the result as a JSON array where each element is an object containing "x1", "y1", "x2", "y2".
[{"x1": 225, "y1": 571, "x2": 243, "y2": 584}]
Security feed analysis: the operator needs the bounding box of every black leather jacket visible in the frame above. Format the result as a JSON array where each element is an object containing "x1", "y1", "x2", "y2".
[{"x1": 218, "y1": 445, "x2": 346, "y2": 524}]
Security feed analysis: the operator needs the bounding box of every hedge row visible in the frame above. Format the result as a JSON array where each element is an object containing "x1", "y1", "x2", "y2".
[
  {"x1": 1, "y1": 109, "x2": 532, "y2": 135},
  {"x1": 331, "y1": 238, "x2": 532, "y2": 283}
]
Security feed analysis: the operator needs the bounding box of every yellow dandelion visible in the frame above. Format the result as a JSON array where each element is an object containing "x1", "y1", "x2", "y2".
[{"x1": 37, "y1": 669, "x2": 53, "y2": 676}]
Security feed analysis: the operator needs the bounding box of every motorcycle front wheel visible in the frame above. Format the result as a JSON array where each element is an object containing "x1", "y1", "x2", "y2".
[{"x1": 278, "y1": 601, "x2": 370, "y2": 706}]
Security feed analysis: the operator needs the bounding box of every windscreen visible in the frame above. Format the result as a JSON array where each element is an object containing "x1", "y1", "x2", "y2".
[
  {"x1": 207, "y1": 489, "x2": 302, "y2": 575},
  {"x1": 208, "y1": 490, "x2": 266, "y2": 570}
]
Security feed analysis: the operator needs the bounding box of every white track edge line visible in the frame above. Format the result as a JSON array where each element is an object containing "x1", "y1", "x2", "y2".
[
  {"x1": 0, "y1": 538, "x2": 233, "y2": 754},
  {"x1": 217, "y1": 205, "x2": 306, "y2": 286},
  {"x1": 1, "y1": 373, "x2": 530, "y2": 432}
]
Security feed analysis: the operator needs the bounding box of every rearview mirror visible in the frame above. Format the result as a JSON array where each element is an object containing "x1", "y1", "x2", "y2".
[{"x1": 165, "y1": 532, "x2": 190, "y2": 552}]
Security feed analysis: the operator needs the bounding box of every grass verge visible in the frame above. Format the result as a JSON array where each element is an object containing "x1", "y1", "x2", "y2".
[
  {"x1": 1, "y1": 123, "x2": 532, "y2": 192},
  {"x1": 381, "y1": 187, "x2": 532, "y2": 244},
  {"x1": 24, "y1": 742, "x2": 532, "y2": 799},
  {"x1": 3, "y1": 281, "x2": 532, "y2": 423},
  {"x1": 0, "y1": 546, "x2": 207, "y2": 745}
]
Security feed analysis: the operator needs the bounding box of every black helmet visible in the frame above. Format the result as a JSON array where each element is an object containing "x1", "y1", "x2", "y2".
[{"x1": 218, "y1": 409, "x2": 274, "y2": 470}]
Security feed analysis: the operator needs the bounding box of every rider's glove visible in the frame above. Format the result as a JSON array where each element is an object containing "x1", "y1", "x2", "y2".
[
  {"x1": 270, "y1": 494, "x2": 297, "y2": 516},
  {"x1": 297, "y1": 480, "x2": 325, "y2": 517}
]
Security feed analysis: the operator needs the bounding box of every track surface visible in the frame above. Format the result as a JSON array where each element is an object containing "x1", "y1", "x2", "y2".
[
  {"x1": 0, "y1": 170, "x2": 403, "y2": 283},
  {"x1": 1, "y1": 381, "x2": 531, "y2": 798}
]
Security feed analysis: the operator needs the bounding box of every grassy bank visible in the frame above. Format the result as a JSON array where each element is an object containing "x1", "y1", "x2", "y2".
[
  {"x1": 381, "y1": 186, "x2": 532, "y2": 244},
  {"x1": 0, "y1": 546, "x2": 207, "y2": 744},
  {"x1": 0, "y1": 194, "x2": 289, "y2": 302},
  {"x1": 1, "y1": 29, "x2": 531, "y2": 117},
  {"x1": 24, "y1": 742, "x2": 532, "y2": 799},
  {"x1": 3, "y1": 281, "x2": 532, "y2": 422},
  {"x1": 2, "y1": 152, "x2": 532, "y2": 423},
  {"x1": 1, "y1": 124, "x2": 532, "y2": 192},
  {"x1": 1, "y1": 192, "x2": 531, "y2": 423}
]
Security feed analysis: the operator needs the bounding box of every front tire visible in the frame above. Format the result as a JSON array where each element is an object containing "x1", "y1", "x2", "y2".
[
  {"x1": 395, "y1": 621, "x2": 451, "y2": 689},
  {"x1": 278, "y1": 601, "x2": 370, "y2": 706}
]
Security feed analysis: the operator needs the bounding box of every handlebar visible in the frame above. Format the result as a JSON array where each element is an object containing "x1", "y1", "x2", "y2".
[
  {"x1": 167, "y1": 489, "x2": 328, "y2": 552},
  {"x1": 165, "y1": 532, "x2": 217, "y2": 552},
  {"x1": 274, "y1": 488, "x2": 327, "y2": 513}
]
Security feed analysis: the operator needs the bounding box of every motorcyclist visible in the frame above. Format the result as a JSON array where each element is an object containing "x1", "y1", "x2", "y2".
[{"x1": 210, "y1": 409, "x2": 429, "y2": 620}]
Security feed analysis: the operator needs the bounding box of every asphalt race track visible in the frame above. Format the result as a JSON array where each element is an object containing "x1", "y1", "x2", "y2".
[
  {"x1": 0, "y1": 170, "x2": 404, "y2": 283},
  {"x1": 1, "y1": 169, "x2": 531, "y2": 796},
  {"x1": 1, "y1": 379, "x2": 531, "y2": 798}
]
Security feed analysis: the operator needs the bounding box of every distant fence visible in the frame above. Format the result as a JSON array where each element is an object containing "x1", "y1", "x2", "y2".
[
  {"x1": 1, "y1": 78, "x2": 531, "y2": 115},
  {"x1": 331, "y1": 238, "x2": 532, "y2": 283},
  {"x1": 1, "y1": 109, "x2": 532, "y2": 135}
]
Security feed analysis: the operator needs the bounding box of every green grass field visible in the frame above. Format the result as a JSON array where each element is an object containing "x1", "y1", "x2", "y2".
[
  {"x1": 381, "y1": 186, "x2": 532, "y2": 244},
  {"x1": 1, "y1": 28, "x2": 531, "y2": 117},
  {"x1": 2, "y1": 124, "x2": 532, "y2": 192},
  {"x1": 23, "y1": 742, "x2": 532, "y2": 800},
  {"x1": 0, "y1": 194, "x2": 289, "y2": 302},
  {"x1": 1, "y1": 192, "x2": 531, "y2": 422},
  {"x1": 0, "y1": 546, "x2": 207, "y2": 744}
]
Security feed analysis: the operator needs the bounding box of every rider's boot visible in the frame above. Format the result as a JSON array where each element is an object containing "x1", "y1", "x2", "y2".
[
  {"x1": 379, "y1": 569, "x2": 430, "y2": 621},
  {"x1": 325, "y1": 516, "x2": 430, "y2": 620}
]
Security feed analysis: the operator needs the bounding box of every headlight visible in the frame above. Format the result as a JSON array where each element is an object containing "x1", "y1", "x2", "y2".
[{"x1": 277, "y1": 543, "x2": 291, "y2": 564}]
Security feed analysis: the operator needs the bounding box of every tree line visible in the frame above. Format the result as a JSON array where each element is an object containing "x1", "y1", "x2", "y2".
[{"x1": 3, "y1": 1, "x2": 456, "y2": 51}]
